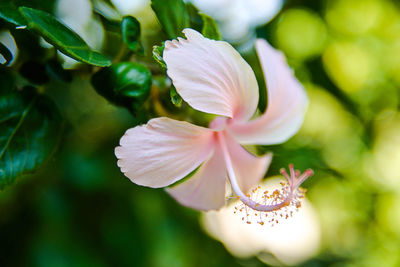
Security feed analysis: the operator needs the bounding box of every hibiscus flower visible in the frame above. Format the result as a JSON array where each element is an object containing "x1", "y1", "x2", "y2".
[{"x1": 115, "y1": 29, "x2": 311, "y2": 212}]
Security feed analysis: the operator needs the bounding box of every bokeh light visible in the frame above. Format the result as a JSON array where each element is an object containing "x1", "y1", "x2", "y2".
[{"x1": 275, "y1": 8, "x2": 327, "y2": 60}]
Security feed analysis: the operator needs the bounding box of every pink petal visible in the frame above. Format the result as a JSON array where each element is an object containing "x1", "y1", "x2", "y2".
[
  {"x1": 224, "y1": 133, "x2": 272, "y2": 193},
  {"x1": 166, "y1": 145, "x2": 227, "y2": 211},
  {"x1": 163, "y1": 29, "x2": 259, "y2": 122},
  {"x1": 115, "y1": 117, "x2": 215, "y2": 188},
  {"x1": 227, "y1": 39, "x2": 308, "y2": 145}
]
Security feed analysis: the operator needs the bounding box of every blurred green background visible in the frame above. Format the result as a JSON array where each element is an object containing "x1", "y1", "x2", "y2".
[{"x1": 2, "y1": 0, "x2": 400, "y2": 266}]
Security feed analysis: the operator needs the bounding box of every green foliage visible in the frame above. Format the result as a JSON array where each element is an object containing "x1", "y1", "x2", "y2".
[
  {"x1": 170, "y1": 86, "x2": 182, "y2": 108},
  {"x1": 19, "y1": 7, "x2": 111, "y2": 67},
  {"x1": 0, "y1": 2, "x2": 26, "y2": 26},
  {"x1": 0, "y1": 42, "x2": 13, "y2": 65},
  {"x1": 152, "y1": 43, "x2": 166, "y2": 70},
  {"x1": 200, "y1": 13, "x2": 221, "y2": 40},
  {"x1": 13, "y1": 0, "x2": 55, "y2": 13},
  {"x1": 151, "y1": 0, "x2": 190, "y2": 39},
  {"x1": 121, "y1": 16, "x2": 143, "y2": 54},
  {"x1": 91, "y1": 62, "x2": 152, "y2": 114},
  {"x1": 0, "y1": 79, "x2": 64, "y2": 190}
]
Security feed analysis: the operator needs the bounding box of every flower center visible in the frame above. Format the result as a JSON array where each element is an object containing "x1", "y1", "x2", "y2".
[
  {"x1": 209, "y1": 117, "x2": 229, "y2": 130},
  {"x1": 218, "y1": 132, "x2": 314, "y2": 224}
]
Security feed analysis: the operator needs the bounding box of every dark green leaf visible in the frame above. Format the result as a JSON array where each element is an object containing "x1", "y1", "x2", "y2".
[
  {"x1": 170, "y1": 86, "x2": 182, "y2": 107},
  {"x1": 121, "y1": 16, "x2": 143, "y2": 54},
  {"x1": 91, "y1": 62, "x2": 152, "y2": 114},
  {"x1": 152, "y1": 43, "x2": 166, "y2": 70},
  {"x1": 98, "y1": 15, "x2": 121, "y2": 33},
  {"x1": 151, "y1": 0, "x2": 189, "y2": 39},
  {"x1": 0, "y1": 42, "x2": 13, "y2": 65},
  {"x1": 0, "y1": 3, "x2": 27, "y2": 26},
  {"x1": 19, "y1": 7, "x2": 111, "y2": 67},
  {"x1": 200, "y1": 13, "x2": 221, "y2": 40},
  {"x1": 186, "y1": 3, "x2": 203, "y2": 31},
  {"x1": 13, "y1": 0, "x2": 56, "y2": 13},
  {"x1": 0, "y1": 69, "x2": 15, "y2": 93},
  {"x1": 93, "y1": 0, "x2": 122, "y2": 33},
  {"x1": 0, "y1": 86, "x2": 64, "y2": 190}
]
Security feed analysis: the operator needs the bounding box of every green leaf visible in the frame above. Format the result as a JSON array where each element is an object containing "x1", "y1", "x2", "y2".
[
  {"x1": 121, "y1": 16, "x2": 143, "y2": 54},
  {"x1": 0, "y1": 85, "x2": 64, "y2": 190},
  {"x1": 92, "y1": 0, "x2": 121, "y2": 33},
  {"x1": 91, "y1": 62, "x2": 152, "y2": 114},
  {"x1": 0, "y1": 3, "x2": 27, "y2": 26},
  {"x1": 0, "y1": 42, "x2": 13, "y2": 65},
  {"x1": 0, "y1": 69, "x2": 15, "y2": 93},
  {"x1": 170, "y1": 86, "x2": 182, "y2": 108},
  {"x1": 19, "y1": 7, "x2": 111, "y2": 67},
  {"x1": 200, "y1": 13, "x2": 221, "y2": 40},
  {"x1": 151, "y1": 0, "x2": 189, "y2": 39},
  {"x1": 152, "y1": 43, "x2": 166, "y2": 70},
  {"x1": 98, "y1": 15, "x2": 121, "y2": 33}
]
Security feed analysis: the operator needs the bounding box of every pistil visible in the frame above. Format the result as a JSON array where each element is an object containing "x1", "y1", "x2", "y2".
[{"x1": 218, "y1": 132, "x2": 313, "y2": 213}]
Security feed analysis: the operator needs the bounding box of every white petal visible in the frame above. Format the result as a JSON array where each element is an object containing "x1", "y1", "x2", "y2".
[
  {"x1": 228, "y1": 39, "x2": 308, "y2": 145},
  {"x1": 163, "y1": 29, "x2": 259, "y2": 122},
  {"x1": 115, "y1": 117, "x2": 215, "y2": 188},
  {"x1": 166, "y1": 145, "x2": 227, "y2": 211}
]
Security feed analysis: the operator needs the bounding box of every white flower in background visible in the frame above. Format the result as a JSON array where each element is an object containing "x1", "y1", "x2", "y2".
[
  {"x1": 54, "y1": 0, "x2": 105, "y2": 68},
  {"x1": 110, "y1": 0, "x2": 159, "y2": 32},
  {"x1": 201, "y1": 177, "x2": 321, "y2": 266},
  {"x1": 188, "y1": 0, "x2": 283, "y2": 42},
  {"x1": 0, "y1": 31, "x2": 18, "y2": 66},
  {"x1": 110, "y1": 0, "x2": 150, "y2": 15}
]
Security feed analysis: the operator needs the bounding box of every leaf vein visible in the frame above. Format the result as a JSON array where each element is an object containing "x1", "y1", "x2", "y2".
[{"x1": 0, "y1": 96, "x2": 36, "y2": 160}]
